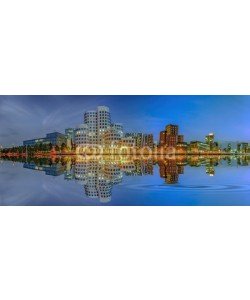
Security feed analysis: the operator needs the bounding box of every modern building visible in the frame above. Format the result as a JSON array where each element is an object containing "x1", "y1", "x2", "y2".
[
  {"x1": 237, "y1": 142, "x2": 249, "y2": 153},
  {"x1": 65, "y1": 128, "x2": 75, "y2": 149},
  {"x1": 125, "y1": 133, "x2": 154, "y2": 148},
  {"x1": 205, "y1": 133, "x2": 215, "y2": 150},
  {"x1": 159, "y1": 124, "x2": 184, "y2": 148},
  {"x1": 119, "y1": 137, "x2": 136, "y2": 148},
  {"x1": 75, "y1": 106, "x2": 116, "y2": 147},
  {"x1": 23, "y1": 132, "x2": 66, "y2": 147},
  {"x1": 75, "y1": 124, "x2": 89, "y2": 146},
  {"x1": 97, "y1": 106, "x2": 112, "y2": 144},
  {"x1": 188, "y1": 141, "x2": 210, "y2": 153},
  {"x1": 158, "y1": 159, "x2": 184, "y2": 184},
  {"x1": 74, "y1": 160, "x2": 121, "y2": 203},
  {"x1": 23, "y1": 162, "x2": 65, "y2": 176},
  {"x1": 75, "y1": 106, "x2": 155, "y2": 150},
  {"x1": 104, "y1": 123, "x2": 124, "y2": 147}
]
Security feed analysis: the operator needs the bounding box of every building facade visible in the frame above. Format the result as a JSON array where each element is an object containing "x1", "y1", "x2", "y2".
[
  {"x1": 76, "y1": 106, "x2": 115, "y2": 147},
  {"x1": 125, "y1": 133, "x2": 154, "y2": 148},
  {"x1": 159, "y1": 124, "x2": 184, "y2": 148},
  {"x1": 23, "y1": 132, "x2": 66, "y2": 147}
]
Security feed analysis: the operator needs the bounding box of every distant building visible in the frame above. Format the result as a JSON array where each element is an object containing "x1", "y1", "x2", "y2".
[
  {"x1": 23, "y1": 132, "x2": 66, "y2": 147},
  {"x1": 65, "y1": 128, "x2": 75, "y2": 149},
  {"x1": 205, "y1": 133, "x2": 216, "y2": 150},
  {"x1": 188, "y1": 141, "x2": 210, "y2": 152},
  {"x1": 65, "y1": 128, "x2": 75, "y2": 141},
  {"x1": 237, "y1": 142, "x2": 249, "y2": 153},
  {"x1": 227, "y1": 143, "x2": 232, "y2": 153}
]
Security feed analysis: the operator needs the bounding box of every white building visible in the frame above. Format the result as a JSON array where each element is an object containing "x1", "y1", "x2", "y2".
[
  {"x1": 75, "y1": 106, "x2": 123, "y2": 148},
  {"x1": 75, "y1": 124, "x2": 89, "y2": 146},
  {"x1": 104, "y1": 123, "x2": 124, "y2": 147}
]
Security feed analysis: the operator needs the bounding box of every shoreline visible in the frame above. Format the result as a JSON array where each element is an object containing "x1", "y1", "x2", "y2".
[{"x1": 1, "y1": 153, "x2": 249, "y2": 158}]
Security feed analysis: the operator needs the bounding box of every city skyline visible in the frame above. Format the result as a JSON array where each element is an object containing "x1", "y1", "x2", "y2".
[{"x1": 0, "y1": 95, "x2": 250, "y2": 147}]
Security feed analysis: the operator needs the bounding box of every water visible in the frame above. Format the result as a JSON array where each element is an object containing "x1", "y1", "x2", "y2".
[{"x1": 0, "y1": 155, "x2": 249, "y2": 205}]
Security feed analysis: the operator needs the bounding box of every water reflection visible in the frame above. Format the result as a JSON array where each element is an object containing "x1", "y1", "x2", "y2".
[{"x1": 0, "y1": 155, "x2": 249, "y2": 204}]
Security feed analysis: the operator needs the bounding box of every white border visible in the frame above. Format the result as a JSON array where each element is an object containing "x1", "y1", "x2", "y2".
[{"x1": 1, "y1": 1, "x2": 250, "y2": 299}]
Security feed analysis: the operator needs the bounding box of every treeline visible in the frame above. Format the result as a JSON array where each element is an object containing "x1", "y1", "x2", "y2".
[
  {"x1": 0, "y1": 142, "x2": 75, "y2": 155},
  {"x1": 0, "y1": 155, "x2": 76, "y2": 166}
]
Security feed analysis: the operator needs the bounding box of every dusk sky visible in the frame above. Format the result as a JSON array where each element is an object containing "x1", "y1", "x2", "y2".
[{"x1": 0, "y1": 95, "x2": 249, "y2": 147}]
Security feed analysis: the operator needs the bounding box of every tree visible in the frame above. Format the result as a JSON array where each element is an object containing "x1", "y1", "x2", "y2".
[{"x1": 61, "y1": 143, "x2": 67, "y2": 152}]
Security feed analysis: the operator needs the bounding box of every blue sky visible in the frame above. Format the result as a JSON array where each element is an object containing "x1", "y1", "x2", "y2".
[{"x1": 0, "y1": 95, "x2": 249, "y2": 147}]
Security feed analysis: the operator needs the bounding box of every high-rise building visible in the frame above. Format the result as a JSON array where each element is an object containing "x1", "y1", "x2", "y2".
[
  {"x1": 125, "y1": 133, "x2": 154, "y2": 148},
  {"x1": 76, "y1": 106, "x2": 113, "y2": 147},
  {"x1": 177, "y1": 135, "x2": 184, "y2": 143},
  {"x1": 158, "y1": 159, "x2": 183, "y2": 184},
  {"x1": 237, "y1": 142, "x2": 249, "y2": 153},
  {"x1": 159, "y1": 124, "x2": 184, "y2": 147},
  {"x1": 143, "y1": 134, "x2": 154, "y2": 148},
  {"x1": 97, "y1": 106, "x2": 111, "y2": 144},
  {"x1": 205, "y1": 133, "x2": 215, "y2": 150},
  {"x1": 75, "y1": 124, "x2": 89, "y2": 146},
  {"x1": 84, "y1": 110, "x2": 98, "y2": 145},
  {"x1": 166, "y1": 124, "x2": 178, "y2": 136}
]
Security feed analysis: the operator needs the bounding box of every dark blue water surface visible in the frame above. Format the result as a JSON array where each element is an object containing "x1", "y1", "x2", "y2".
[{"x1": 0, "y1": 156, "x2": 249, "y2": 205}]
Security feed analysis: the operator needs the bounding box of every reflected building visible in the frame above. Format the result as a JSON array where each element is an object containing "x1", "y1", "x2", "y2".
[
  {"x1": 14, "y1": 154, "x2": 250, "y2": 203},
  {"x1": 158, "y1": 159, "x2": 184, "y2": 184},
  {"x1": 23, "y1": 162, "x2": 65, "y2": 176},
  {"x1": 206, "y1": 165, "x2": 215, "y2": 176},
  {"x1": 74, "y1": 160, "x2": 123, "y2": 203},
  {"x1": 237, "y1": 143, "x2": 249, "y2": 154},
  {"x1": 237, "y1": 156, "x2": 249, "y2": 166}
]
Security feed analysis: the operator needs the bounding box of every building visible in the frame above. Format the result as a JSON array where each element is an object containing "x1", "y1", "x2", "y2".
[
  {"x1": 158, "y1": 159, "x2": 184, "y2": 184},
  {"x1": 227, "y1": 143, "x2": 232, "y2": 152},
  {"x1": 74, "y1": 160, "x2": 123, "y2": 203},
  {"x1": 23, "y1": 132, "x2": 66, "y2": 147},
  {"x1": 143, "y1": 134, "x2": 154, "y2": 148},
  {"x1": 23, "y1": 162, "x2": 65, "y2": 176},
  {"x1": 75, "y1": 124, "x2": 89, "y2": 146},
  {"x1": 96, "y1": 106, "x2": 112, "y2": 144},
  {"x1": 75, "y1": 106, "x2": 154, "y2": 149},
  {"x1": 65, "y1": 128, "x2": 75, "y2": 149},
  {"x1": 119, "y1": 137, "x2": 135, "y2": 148},
  {"x1": 205, "y1": 133, "x2": 215, "y2": 150},
  {"x1": 159, "y1": 124, "x2": 184, "y2": 148},
  {"x1": 188, "y1": 141, "x2": 210, "y2": 153},
  {"x1": 125, "y1": 133, "x2": 154, "y2": 148},
  {"x1": 237, "y1": 142, "x2": 249, "y2": 153},
  {"x1": 75, "y1": 106, "x2": 119, "y2": 147},
  {"x1": 104, "y1": 123, "x2": 124, "y2": 147}
]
